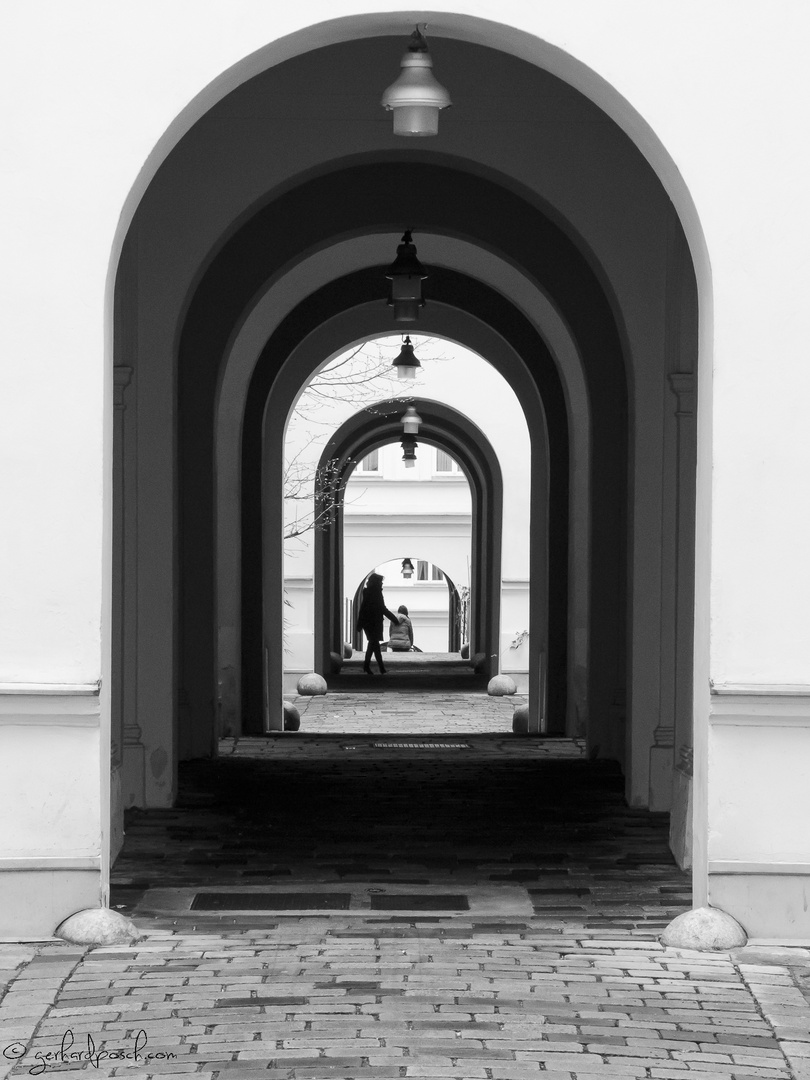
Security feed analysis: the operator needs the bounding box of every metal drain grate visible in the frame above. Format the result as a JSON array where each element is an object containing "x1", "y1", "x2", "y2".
[
  {"x1": 370, "y1": 894, "x2": 470, "y2": 911},
  {"x1": 190, "y1": 892, "x2": 351, "y2": 911},
  {"x1": 371, "y1": 742, "x2": 471, "y2": 749}
]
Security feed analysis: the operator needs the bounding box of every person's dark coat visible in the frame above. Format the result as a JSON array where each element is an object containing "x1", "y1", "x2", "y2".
[{"x1": 357, "y1": 575, "x2": 397, "y2": 643}]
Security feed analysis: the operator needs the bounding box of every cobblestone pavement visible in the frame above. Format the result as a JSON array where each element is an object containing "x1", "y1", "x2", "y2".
[
  {"x1": 2, "y1": 705, "x2": 810, "y2": 1079},
  {"x1": 283, "y1": 691, "x2": 528, "y2": 736}
]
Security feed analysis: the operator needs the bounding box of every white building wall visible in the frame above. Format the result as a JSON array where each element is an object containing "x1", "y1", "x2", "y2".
[
  {"x1": 344, "y1": 443, "x2": 473, "y2": 655},
  {"x1": 3, "y1": 1, "x2": 809, "y2": 687},
  {"x1": 2, "y1": 0, "x2": 810, "y2": 938}
]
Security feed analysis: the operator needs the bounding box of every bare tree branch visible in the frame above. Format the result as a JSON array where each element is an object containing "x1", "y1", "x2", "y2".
[{"x1": 283, "y1": 338, "x2": 446, "y2": 543}]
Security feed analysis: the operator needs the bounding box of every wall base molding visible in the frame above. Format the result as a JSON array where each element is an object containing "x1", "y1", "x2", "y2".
[
  {"x1": 0, "y1": 857, "x2": 100, "y2": 870},
  {"x1": 707, "y1": 689, "x2": 810, "y2": 941},
  {"x1": 0, "y1": 869, "x2": 100, "y2": 940},
  {"x1": 710, "y1": 861, "x2": 810, "y2": 875},
  {"x1": 711, "y1": 682, "x2": 810, "y2": 696},
  {"x1": 0, "y1": 689, "x2": 101, "y2": 725},
  {"x1": 709, "y1": 871, "x2": 810, "y2": 942},
  {"x1": 710, "y1": 687, "x2": 810, "y2": 725}
]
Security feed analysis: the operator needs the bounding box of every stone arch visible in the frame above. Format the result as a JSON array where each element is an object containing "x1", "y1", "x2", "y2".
[
  {"x1": 309, "y1": 398, "x2": 508, "y2": 720},
  {"x1": 245, "y1": 267, "x2": 566, "y2": 741},
  {"x1": 214, "y1": 235, "x2": 591, "y2": 741},
  {"x1": 347, "y1": 560, "x2": 464, "y2": 654},
  {"x1": 111, "y1": 21, "x2": 703, "y2": 871},
  {"x1": 193, "y1": 165, "x2": 612, "y2": 755}
]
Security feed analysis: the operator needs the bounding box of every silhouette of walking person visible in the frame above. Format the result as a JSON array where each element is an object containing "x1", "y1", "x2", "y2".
[{"x1": 356, "y1": 572, "x2": 398, "y2": 675}]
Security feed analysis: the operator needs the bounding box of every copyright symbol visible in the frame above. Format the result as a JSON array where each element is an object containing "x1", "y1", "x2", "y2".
[{"x1": 3, "y1": 1042, "x2": 26, "y2": 1060}]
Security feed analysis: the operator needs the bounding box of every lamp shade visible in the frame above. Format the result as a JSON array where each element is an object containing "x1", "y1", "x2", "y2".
[
  {"x1": 400, "y1": 406, "x2": 422, "y2": 434},
  {"x1": 381, "y1": 30, "x2": 451, "y2": 137},
  {"x1": 401, "y1": 558, "x2": 415, "y2": 578},
  {"x1": 401, "y1": 433, "x2": 418, "y2": 466},
  {"x1": 391, "y1": 336, "x2": 421, "y2": 380},
  {"x1": 386, "y1": 230, "x2": 427, "y2": 322}
]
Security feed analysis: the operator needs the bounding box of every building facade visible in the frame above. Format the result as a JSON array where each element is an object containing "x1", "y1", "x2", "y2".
[{"x1": 1, "y1": 2, "x2": 809, "y2": 941}]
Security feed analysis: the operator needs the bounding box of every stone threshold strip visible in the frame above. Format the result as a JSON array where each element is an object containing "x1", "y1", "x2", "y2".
[
  {"x1": 133, "y1": 885, "x2": 534, "y2": 921},
  {"x1": 191, "y1": 893, "x2": 471, "y2": 912},
  {"x1": 364, "y1": 742, "x2": 471, "y2": 749}
]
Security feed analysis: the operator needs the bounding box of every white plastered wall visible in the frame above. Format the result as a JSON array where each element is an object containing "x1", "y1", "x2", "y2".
[{"x1": 3, "y1": 2, "x2": 810, "y2": 937}]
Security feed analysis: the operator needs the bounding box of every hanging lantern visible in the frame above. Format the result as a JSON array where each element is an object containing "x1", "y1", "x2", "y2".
[
  {"x1": 400, "y1": 405, "x2": 422, "y2": 435},
  {"x1": 401, "y1": 433, "x2": 418, "y2": 467},
  {"x1": 381, "y1": 28, "x2": 451, "y2": 136},
  {"x1": 401, "y1": 558, "x2": 415, "y2": 578},
  {"x1": 386, "y1": 230, "x2": 427, "y2": 322},
  {"x1": 391, "y1": 336, "x2": 421, "y2": 380}
]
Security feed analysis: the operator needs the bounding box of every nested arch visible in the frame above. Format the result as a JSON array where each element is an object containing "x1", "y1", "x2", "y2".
[
  {"x1": 110, "y1": 15, "x2": 710, "y2": 297},
  {"x1": 252, "y1": 284, "x2": 559, "y2": 734},
  {"x1": 200, "y1": 160, "x2": 625, "y2": 745},
  {"x1": 213, "y1": 233, "x2": 592, "y2": 743},
  {"x1": 310, "y1": 400, "x2": 506, "y2": 714},
  {"x1": 113, "y1": 21, "x2": 702, "y2": 832},
  {"x1": 348, "y1": 563, "x2": 464, "y2": 654}
]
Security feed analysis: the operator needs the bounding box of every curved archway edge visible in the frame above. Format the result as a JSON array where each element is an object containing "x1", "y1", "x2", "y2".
[
  {"x1": 256, "y1": 301, "x2": 556, "y2": 733},
  {"x1": 191, "y1": 162, "x2": 625, "y2": 760},
  {"x1": 214, "y1": 234, "x2": 593, "y2": 739},
  {"x1": 109, "y1": 12, "x2": 711, "y2": 315},
  {"x1": 116, "y1": 24, "x2": 701, "y2": 850},
  {"x1": 309, "y1": 399, "x2": 511, "y2": 725}
]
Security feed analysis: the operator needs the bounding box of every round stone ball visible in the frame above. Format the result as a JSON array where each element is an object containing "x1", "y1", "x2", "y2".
[
  {"x1": 472, "y1": 652, "x2": 487, "y2": 673},
  {"x1": 512, "y1": 703, "x2": 530, "y2": 734},
  {"x1": 329, "y1": 651, "x2": 343, "y2": 674},
  {"x1": 56, "y1": 908, "x2": 140, "y2": 945},
  {"x1": 283, "y1": 701, "x2": 301, "y2": 731},
  {"x1": 488, "y1": 674, "x2": 517, "y2": 696},
  {"x1": 460, "y1": 643, "x2": 470, "y2": 659},
  {"x1": 343, "y1": 642, "x2": 353, "y2": 659},
  {"x1": 660, "y1": 906, "x2": 747, "y2": 950},
  {"x1": 297, "y1": 672, "x2": 327, "y2": 696}
]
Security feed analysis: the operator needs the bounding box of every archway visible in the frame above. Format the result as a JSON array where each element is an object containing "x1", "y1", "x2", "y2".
[
  {"x1": 112, "y1": 20, "x2": 700, "y2": 876},
  {"x1": 308, "y1": 397, "x2": 519, "y2": 722},
  {"x1": 347, "y1": 561, "x2": 461, "y2": 656},
  {"x1": 215, "y1": 256, "x2": 591, "y2": 741},
  {"x1": 222, "y1": 180, "x2": 602, "y2": 751}
]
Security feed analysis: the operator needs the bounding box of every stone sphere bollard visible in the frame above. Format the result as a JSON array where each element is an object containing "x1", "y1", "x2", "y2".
[
  {"x1": 343, "y1": 642, "x2": 353, "y2": 659},
  {"x1": 329, "y1": 651, "x2": 343, "y2": 674},
  {"x1": 488, "y1": 674, "x2": 517, "y2": 696},
  {"x1": 460, "y1": 643, "x2": 470, "y2": 659},
  {"x1": 283, "y1": 701, "x2": 301, "y2": 731},
  {"x1": 56, "y1": 908, "x2": 140, "y2": 945},
  {"x1": 297, "y1": 672, "x2": 327, "y2": 696},
  {"x1": 472, "y1": 652, "x2": 487, "y2": 673},
  {"x1": 661, "y1": 906, "x2": 747, "y2": 950},
  {"x1": 512, "y1": 703, "x2": 530, "y2": 734}
]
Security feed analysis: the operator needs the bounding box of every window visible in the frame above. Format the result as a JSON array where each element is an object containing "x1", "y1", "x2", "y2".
[
  {"x1": 435, "y1": 449, "x2": 460, "y2": 473},
  {"x1": 358, "y1": 449, "x2": 379, "y2": 472},
  {"x1": 416, "y1": 560, "x2": 445, "y2": 582}
]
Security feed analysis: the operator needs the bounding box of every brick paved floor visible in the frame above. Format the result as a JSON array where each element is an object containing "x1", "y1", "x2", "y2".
[
  {"x1": 2, "y1": 689, "x2": 810, "y2": 1079},
  {"x1": 284, "y1": 691, "x2": 523, "y2": 735}
]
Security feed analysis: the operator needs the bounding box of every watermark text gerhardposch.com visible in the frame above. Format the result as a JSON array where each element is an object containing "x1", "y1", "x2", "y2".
[{"x1": 3, "y1": 1029, "x2": 176, "y2": 1074}]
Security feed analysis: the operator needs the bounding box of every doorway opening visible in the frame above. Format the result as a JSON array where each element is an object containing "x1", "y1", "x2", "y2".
[{"x1": 111, "y1": 18, "x2": 702, "y2": 888}]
